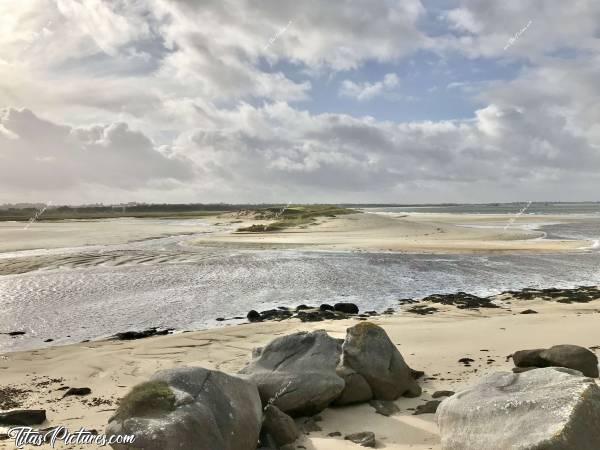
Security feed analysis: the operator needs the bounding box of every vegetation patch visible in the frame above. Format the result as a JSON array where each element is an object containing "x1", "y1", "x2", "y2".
[
  {"x1": 113, "y1": 381, "x2": 176, "y2": 421},
  {"x1": 237, "y1": 205, "x2": 356, "y2": 233}
]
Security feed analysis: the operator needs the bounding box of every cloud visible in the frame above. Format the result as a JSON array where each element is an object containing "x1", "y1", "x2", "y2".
[
  {"x1": 2, "y1": 1, "x2": 600, "y2": 203},
  {"x1": 0, "y1": 108, "x2": 195, "y2": 196},
  {"x1": 339, "y1": 73, "x2": 400, "y2": 101}
]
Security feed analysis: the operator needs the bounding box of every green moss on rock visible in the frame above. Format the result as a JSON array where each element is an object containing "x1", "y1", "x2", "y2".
[{"x1": 114, "y1": 381, "x2": 176, "y2": 421}]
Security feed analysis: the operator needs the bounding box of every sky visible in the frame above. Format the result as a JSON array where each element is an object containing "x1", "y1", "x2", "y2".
[{"x1": 1, "y1": 0, "x2": 600, "y2": 204}]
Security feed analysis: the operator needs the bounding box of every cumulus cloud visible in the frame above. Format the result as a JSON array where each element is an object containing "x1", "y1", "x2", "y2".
[
  {"x1": 0, "y1": 108, "x2": 195, "y2": 197},
  {"x1": 339, "y1": 73, "x2": 400, "y2": 101},
  {"x1": 1, "y1": 0, "x2": 600, "y2": 203}
]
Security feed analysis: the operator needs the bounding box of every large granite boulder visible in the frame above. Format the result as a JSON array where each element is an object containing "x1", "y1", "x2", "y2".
[
  {"x1": 239, "y1": 330, "x2": 344, "y2": 417},
  {"x1": 106, "y1": 367, "x2": 262, "y2": 450},
  {"x1": 437, "y1": 367, "x2": 600, "y2": 450},
  {"x1": 341, "y1": 322, "x2": 421, "y2": 400},
  {"x1": 513, "y1": 344, "x2": 599, "y2": 377}
]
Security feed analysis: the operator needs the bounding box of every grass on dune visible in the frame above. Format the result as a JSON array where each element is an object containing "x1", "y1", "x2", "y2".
[{"x1": 237, "y1": 205, "x2": 355, "y2": 232}]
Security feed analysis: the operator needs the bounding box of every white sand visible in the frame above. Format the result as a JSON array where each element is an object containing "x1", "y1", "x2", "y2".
[{"x1": 196, "y1": 211, "x2": 590, "y2": 253}]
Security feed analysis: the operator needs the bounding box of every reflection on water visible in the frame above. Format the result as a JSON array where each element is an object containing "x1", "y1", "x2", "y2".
[{"x1": 1, "y1": 230, "x2": 600, "y2": 352}]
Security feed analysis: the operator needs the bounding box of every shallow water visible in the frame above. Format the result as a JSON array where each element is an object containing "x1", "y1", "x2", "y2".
[{"x1": 1, "y1": 226, "x2": 600, "y2": 352}]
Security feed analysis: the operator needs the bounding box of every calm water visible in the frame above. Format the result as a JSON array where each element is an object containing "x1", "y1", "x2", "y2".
[{"x1": 364, "y1": 202, "x2": 600, "y2": 215}]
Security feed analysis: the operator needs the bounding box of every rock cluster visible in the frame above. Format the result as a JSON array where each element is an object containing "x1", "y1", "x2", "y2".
[
  {"x1": 246, "y1": 302, "x2": 363, "y2": 323},
  {"x1": 107, "y1": 322, "x2": 420, "y2": 449}
]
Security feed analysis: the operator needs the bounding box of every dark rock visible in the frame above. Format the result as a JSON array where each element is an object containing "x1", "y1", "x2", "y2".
[
  {"x1": 239, "y1": 330, "x2": 344, "y2": 417},
  {"x1": 334, "y1": 303, "x2": 359, "y2": 314},
  {"x1": 520, "y1": 309, "x2": 538, "y2": 314},
  {"x1": 262, "y1": 406, "x2": 299, "y2": 447},
  {"x1": 320, "y1": 304, "x2": 334, "y2": 311},
  {"x1": 44, "y1": 339, "x2": 54, "y2": 342},
  {"x1": 422, "y1": 292, "x2": 500, "y2": 309},
  {"x1": 344, "y1": 431, "x2": 376, "y2": 447},
  {"x1": 0, "y1": 409, "x2": 46, "y2": 426},
  {"x1": 501, "y1": 286, "x2": 600, "y2": 304},
  {"x1": 112, "y1": 327, "x2": 173, "y2": 341},
  {"x1": 368, "y1": 400, "x2": 400, "y2": 416},
  {"x1": 216, "y1": 317, "x2": 225, "y2": 321},
  {"x1": 437, "y1": 368, "x2": 600, "y2": 449},
  {"x1": 328, "y1": 431, "x2": 342, "y2": 437},
  {"x1": 458, "y1": 358, "x2": 475, "y2": 365},
  {"x1": 247, "y1": 310, "x2": 262, "y2": 322},
  {"x1": 106, "y1": 367, "x2": 262, "y2": 450},
  {"x1": 297, "y1": 310, "x2": 334, "y2": 322},
  {"x1": 341, "y1": 322, "x2": 421, "y2": 400},
  {"x1": 333, "y1": 366, "x2": 373, "y2": 406},
  {"x1": 259, "y1": 309, "x2": 293, "y2": 321},
  {"x1": 295, "y1": 304, "x2": 312, "y2": 311},
  {"x1": 414, "y1": 400, "x2": 441, "y2": 415},
  {"x1": 62, "y1": 387, "x2": 92, "y2": 398},
  {"x1": 513, "y1": 345, "x2": 599, "y2": 378},
  {"x1": 432, "y1": 390, "x2": 455, "y2": 399},
  {"x1": 6, "y1": 331, "x2": 26, "y2": 336},
  {"x1": 406, "y1": 304, "x2": 439, "y2": 315}
]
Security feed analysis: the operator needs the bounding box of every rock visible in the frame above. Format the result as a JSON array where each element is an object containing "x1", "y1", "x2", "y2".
[
  {"x1": 432, "y1": 390, "x2": 455, "y2": 399},
  {"x1": 414, "y1": 400, "x2": 441, "y2": 415},
  {"x1": 262, "y1": 406, "x2": 299, "y2": 447},
  {"x1": 62, "y1": 387, "x2": 92, "y2": 398},
  {"x1": 301, "y1": 417, "x2": 322, "y2": 433},
  {"x1": 295, "y1": 304, "x2": 312, "y2": 311},
  {"x1": 368, "y1": 400, "x2": 400, "y2": 416},
  {"x1": 406, "y1": 304, "x2": 439, "y2": 315},
  {"x1": 44, "y1": 338, "x2": 54, "y2": 342},
  {"x1": 328, "y1": 431, "x2": 341, "y2": 437},
  {"x1": 520, "y1": 309, "x2": 538, "y2": 314},
  {"x1": 0, "y1": 409, "x2": 46, "y2": 426},
  {"x1": 297, "y1": 310, "x2": 335, "y2": 322},
  {"x1": 458, "y1": 357, "x2": 474, "y2": 365},
  {"x1": 344, "y1": 431, "x2": 376, "y2": 448},
  {"x1": 334, "y1": 303, "x2": 359, "y2": 314},
  {"x1": 247, "y1": 310, "x2": 262, "y2": 322},
  {"x1": 333, "y1": 366, "x2": 373, "y2": 406},
  {"x1": 341, "y1": 322, "x2": 421, "y2": 400},
  {"x1": 5, "y1": 331, "x2": 25, "y2": 336},
  {"x1": 259, "y1": 309, "x2": 293, "y2": 321},
  {"x1": 112, "y1": 328, "x2": 173, "y2": 341},
  {"x1": 501, "y1": 286, "x2": 600, "y2": 304},
  {"x1": 106, "y1": 367, "x2": 262, "y2": 450},
  {"x1": 437, "y1": 367, "x2": 600, "y2": 450},
  {"x1": 320, "y1": 304, "x2": 334, "y2": 311},
  {"x1": 239, "y1": 330, "x2": 344, "y2": 417},
  {"x1": 512, "y1": 349, "x2": 546, "y2": 367},
  {"x1": 513, "y1": 345, "x2": 599, "y2": 378},
  {"x1": 422, "y1": 292, "x2": 500, "y2": 309},
  {"x1": 512, "y1": 367, "x2": 537, "y2": 373}
]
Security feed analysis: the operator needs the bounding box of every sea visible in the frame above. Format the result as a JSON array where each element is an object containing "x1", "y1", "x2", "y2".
[{"x1": 1, "y1": 202, "x2": 599, "y2": 352}]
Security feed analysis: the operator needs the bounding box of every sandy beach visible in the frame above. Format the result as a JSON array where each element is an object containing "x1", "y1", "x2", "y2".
[
  {"x1": 198, "y1": 211, "x2": 591, "y2": 253},
  {"x1": 2, "y1": 295, "x2": 600, "y2": 449}
]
